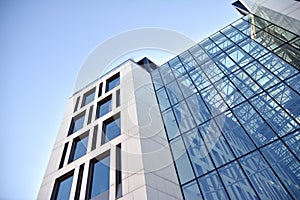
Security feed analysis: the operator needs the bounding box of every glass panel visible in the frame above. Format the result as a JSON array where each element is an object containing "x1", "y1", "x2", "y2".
[
  {"x1": 249, "y1": 15, "x2": 270, "y2": 29},
  {"x1": 214, "y1": 53, "x2": 239, "y2": 75},
  {"x1": 156, "y1": 87, "x2": 171, "y2": 111},
  {"x1": 159, "y1": 63, "x2": 175, "y2": 85},
  {"x1": 274, "y1": 43, "x2": 300, "y2": 68},
  {"x1": 90, "y1": 155, "x2": 110, "y2": 199},
  {"x1": 182, "y1": 128, "x2": 214, "y2": 176},
  {"x1": 200, "y1": 85, "x2": 228, "y2": 116},
  {"x1": 200, "y1": 60, "x2": 224, "y2": 83},
  {"x1": 186, "y1": 93, "x2": 211, "y2": 126},
  {"x1": 283, "y1": 131, "x2": 300, "y2": 160},
  {"x1": 106, "y1": 74, "x2": 120, "y2": 92},
  {"x1": 170, "y1": 136, "x2": 195, "y2": 184},
  {"x1": 213, "y1": 76, "x2": 245, "y2": 108},
  {"x1": 225, "y1": 46, "x2": 253, "y2": 67},
  {"x1": 210, "y1": 32, "x2": 234, "y2": 51},
  {"x1": 266, "y1": 24, "x2": 297, "y2": 42},
  {"x1": 173, "y1": 101, "x2": 195, "y2": 133},
  {"x1": 165, "y1": 80, "x2": 184, "y2": 105},
  {"x1": 200, "y1": 38, "x2": 222, "y2": 58},
  {"x1": 290, "y1": 37, "x2": 300, "y2": 49},
  {"x1": 228, "y1": 69, "x2": 261, "y2": 99},
  {"x1": 189, "y1": 68, "x2": 211, "y2": 91},
  {"x1": 169, "y1": 57, "x2": 187, "y2": 78},
  {"x1": 286, "y1": 73, "x2": 300, "y2": 94},
  {"x1": 69, "y1": 114, "x2": 85, "y2": 135},
  {"x1": 261, "y1": 140, "x2": 300, "y2": 199},
  {"x1": 231, "y1": 18, "x2": 261, "y2": 37},
  {"x1": 240, "y1": 151, "x2": 291, "y2": 199},
  {"x1": 215, "y1": 111, "x2": 255, "y2": 157},
  {"x1": 198, "y1": 120, "x2": 235, "y2": 167},
  {"x1": 177, "y1": 74, "x2": 197, "y2": 98},
  {"x1": 221, "y1": 26, "x2": 247, "y2": 43},
  {"x1": 97, "y1": 97, "x2": 112, "y2": 118},
  {"x1": 198, "y1": 171, "x2": 229, "y2": 200},
  {"x1": 255, "y1": 30, "x2": 285, "y2": 51},
  {"x1": 189, "y1": 44, "x2": 210, "y2": 65},
  {"x1": 55, "y1": 174, "x2": 73, "y2": 200},
  {"x1": 243, "y1": 61, "x2": 280, "y2": 90},
  {"x1": 151, "y1": 69, "x2": 163, "y2": 90},
  {"x1": 182, "y1": 180, "x2": 202, "y2": 200},
  {"x1": 238, "y1": 38, "x2": 268, "y2": 59},
  {"x1": 250, "y1": 93, "x2": 299, "y2": 137},
  {"x1": 259, "y1": 53, "x2": 298, "y2": 81},
  {"x1": 268, "y1": 82, "x2": 300, "y2": 123},
  {"x1": 162, "y1": 108, "x2": 180, "y2": 140},
  {"x1": 70, "y1": 135, "x2": 88, "y2": 162},
  {"x1": 82, "y1": 90, "x2": 95, "y2": 107},
  {"x1": 218, "y1": 161, "x2": 258, "y2": 199},
  {"x1": 179, "y1": 51, "x2": 199, "y2": 72},
  {"x1": 103, "y1": 116, "x2": 121, "y2": 143},
  {"x1": 232, "y1": 101, "x2": 277, "y2": 146}
]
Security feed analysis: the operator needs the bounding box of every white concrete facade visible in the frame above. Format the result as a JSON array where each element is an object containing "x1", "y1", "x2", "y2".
[{"x1": 37, "y1": 60, "x2": 182, "y2": 200}]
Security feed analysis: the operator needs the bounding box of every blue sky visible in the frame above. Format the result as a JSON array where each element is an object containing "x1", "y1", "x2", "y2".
[{"x1": 0, "y1": 1, "x2": 240, "y2": 199}]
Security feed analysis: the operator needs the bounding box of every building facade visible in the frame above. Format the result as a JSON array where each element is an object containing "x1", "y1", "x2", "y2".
[{"x1": 38, "y1": 2, "x2": 300, "y2": 200}]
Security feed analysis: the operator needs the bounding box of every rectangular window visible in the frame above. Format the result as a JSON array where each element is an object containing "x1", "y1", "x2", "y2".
[
  {"x1": 68, "y1": 133, "x2": 89, "y2": 163},
  {"x1": 106, "y1": 73, "x2": 120, "y2": 92},
  {"x1": 74, "y1": 164, "x2": 84, "y2": 200},
  {"x1": 87, "y1": 105, "x2": 93, "y2": 125},
  {"x1": 91, "y1": 125, "x2": 98, "y2": 151},
  {"x1": 51, "y1": 171, "x2": 74, "y2": 200},
  {"x1": 74, "y1": 96, "x2": 80, "y2": 112},
  {"x1": 82, "y1": 88, "x2": 96, "y2": 107},
  {"x1": 86, "y1": 153, "x2": 110, "y2": 200},
  {"x1": 98, "y1": 82, "x2": 103, "y2": 97},
  {"x1": 116, "y1": 89, "x2": 120, "y2": 107},
  {"x1": 102, "y1": 114, "x2": 121, "y2": 144},
  {"x1": 96, "y1": 96, "x2": 112, "y2": 118},
  {"x1": 58, "y1": 142, "x2": 69, "y2": 169},
  {"x1": 116, "y1": 144, "x2": 122, "y2": 199},
  {"x1": 68, "y1": 112, "x2": 85, "y2": 135}
]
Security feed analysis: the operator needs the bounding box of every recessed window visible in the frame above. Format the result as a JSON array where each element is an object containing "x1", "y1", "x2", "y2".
[
  {"x1": 68, "y1": 133, "x2": 89, "y2": 163},
  {"x1": 106, "y1": 73, "x2": 120, "y2": 92},
  {"x1": 82, "y1": 88, "x2": 96, "y2": 107},
  {"x1": 51, "y1": 171, "x2": 74, "y2": 200},
  {"x1": 96, "y1": 96, "x2": 112, "y2": 118},
  {"x1": 68, "y1": 112, "x2": 85, "y2": 135},
  {"x1": 87, "y1": 154, "x2": 110, "y2": 200},
  {"x1": 102, "y1": 114, "x2": 121, "y2": 144}
]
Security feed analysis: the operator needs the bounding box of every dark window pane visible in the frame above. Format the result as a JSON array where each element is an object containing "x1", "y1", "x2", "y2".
[
  {"x1": 103, "y1": 115, "x2": 121, "y2": 143},
  {"x1": 218, "y1": 161, "x2": 258, "y2": 199},
  {"x1": 198, "y1": 171, "x2": 229, "y2": 200},
  {"x1": 82, "y1": 89, "x2": 95, "y2": 107},
  {"x1": 240, "y1": 151, "x2": 291, "y2": 199},
  {"x1": 182, "y1": 128, "x2": 214, "y2": 176},
  {"x1": 261, "y1": 140, "x2": 300, "y2": 199},
  {"x1": 53, "y1": 174, "x2": 73, "y2": 200},
  {"x1": 162, "y1": 108, "x2": 180, "y2": 140},
  {"x1": 170, "y1": 136, "x2": 195, "y2": 184},
  {"x1": 182, "y1": 180, "x2": 202, "y2": 200},
  {"x1": 69, "y1": 113, "x2": 85, "y2": 135},
  {"x1": 106, "y1": 73, "x2": 120, "y2": 92},
  {"x1": 97, "y1": 97, "x2": 112, "y2": 118},
  {"x1": 283, "y1": 131, "x2": 300, "y2": 160},
  {"x1": 90, "y1": 155, "x2": 110, "y2": 199},
  {"x1": 69, "y1": 134, "x2": 89, "y2": 162}
]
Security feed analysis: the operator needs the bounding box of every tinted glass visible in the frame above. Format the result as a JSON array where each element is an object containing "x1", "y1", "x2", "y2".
[
  {"x1": 182, "y1": 180, "x2": 201, "y2": 200},
  {"x1": 162, "y1": 108, "x2": 180, "y2": 140},
  {"x1": 69, "y1": 114, "x2": 85, "y2": 135},
  {"x1": 106, "y1": 75, "x2": 120, "y2": 92},
  {"x1": 55, "y1": 175, "x2": 73, "y2": 200},
  {"x1": 103, "y1": 116, "x2": 121, "y2": 143},
  {"x1": 82, "y1": 90, "x2": 95, "y2": 107},
  {"x1": 70, "y1": 135, "x2": 88, "y2": 162},
  {"x1": 98, "y1": 98, "x2": 112, "y2": 118}
]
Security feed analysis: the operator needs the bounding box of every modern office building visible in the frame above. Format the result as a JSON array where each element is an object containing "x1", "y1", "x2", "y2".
[{"x1": 38, "y1": 0, "x2": 300, "y2": 199}]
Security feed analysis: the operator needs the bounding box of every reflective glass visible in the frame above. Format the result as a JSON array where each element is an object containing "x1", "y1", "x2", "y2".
[
  {"x1": 182, "y1": 180, "x2": 202, "y2": 200},
  {"x1": 266, "y1": 24, "x2": 297, "y2": 42},
  {"x1": 210, "y1": 32, "x2": 234, "y2": 51},
  {"x1": 200, "y1": 38, "x2": 222, "y2": 58},
  {"x1": 290, "y1": 37, "x2": 300, "y2": 49},
  {"x1": 173, "y1": 101, "x2": 195, "y2": 133},
  {"x1": 97, "y1": 97, "x2": 112, "y2": 118},
  {"x1": 189, "y1": 68, "x2": 211, "y2": 90},
  {"x1": 106, "y1": 75, "x2": 120, "y2": 92},
  {"x1": 189, "y1": 44, "x2": 210, "y2": 65},
  {"x1": 165, "y1": 80, "x2": 184, "y2": 105},
  {"x1": 103, "y1": 116, "x2": 121, "y2": 143},
  {"x1": 186, "y1": 93, "x2": 211, "y2": 125},
  {"x1": 239, "y1": 151, "x2": 291, "y2": 199},
  {"x1": 268, "y1": 82, "x2": 300, "y2": 123},
  {"x1": 169, "y1": 57, "x2": 187, "y2": 78},
  {"x1": 200, "y1": 60, "x2": 224, "y2": 83},
  {"x1": 198, "y1": 120, "x2": 235, "y2": 167},
  {"x1": 162, "y1": 108, "x2": 180, "y2": 140},
  {"x1": 221, "y1": 26, "x2": 247, "y2": 43},
  {"x1": 159, "y1": 63, "x2": 175, "y2": 84},
  {"x1": 90, "y1": 155, "x2": 110, "y2": 199},
  {"x1": 179, "y1": 51, "x2": 199, "y2": 72},
  {"x1": 69, "y1": 114, "x2": 85, "y2": 135},
  {"x1": 261, "y1": 140, "x2": 300, "y2": 199},
  {"x1": 214, "y1": 53, "x2": 239, "y2": 75},
  {"x1": 198, "y1": 171, "x2": 229, "y2": 200},
  {"x1": 200, "y1": 86, "x2": 228, "y2": 116},
  {"x1": 170, "y1": 136, "x2": 195, "y2": 184},
  {"x1": 286, "y1": 73, "x2": 300, "y2": 94},
  {"x1": 151, "y1": 69, "x2": 163, "y2": 90},
  {"x1": 218, "y1": 161, "x2": 257, "y2": 199},
  {"x1": 213, "y1": 76, "x2": 245, "y2": 108},
  {"x1": 70, "y1": 135, "x2": 88, "y2": 162},
  {"x1": 256, "y1": 30, "x2": 284, "y2": 50},
  {"x1": 182, "y1": 128, "x2": 214, "y2": 176},
  {"x1": 274, "y1": 43, "x2": 300, "y2": 68},
  {"x1": 259, "y1": 53, "x2": 299, "y2": 81},
  {"x1": 248, "y1": 15, "x2": 270, "y2": 29},
  {"x1": 283, "y1": 131, "x2": 300, "y2": 160},
  {"x1": 238, "y1": 38, "x2": 268, "y2": 59},
  {"x1": 243, "y1": 61, "x2": 280, "y2": 90},
  {"x1": 250, "y1": 93, "x2": 299, "y2": 137},
  {"x1": 228, "y1": 69, "x2": 261, "y2": 99},
  {"x1": 177, "y1": 74, "x2": 197, "y2": 98},
  {"x1": 82, "y1": 90, "x2": 95, "y2": 107},
  {"x1": 156, "y1": 87, "x2": 171, "y2": 111},
  {"x1": 232, "y1": 101, "x2": 277, "y2": 146},
  {"x1": 215, "y1": 111, "x2": 255, "y2": 157},
  {"x1": 54, "y1": 174, "x2": 73, "y2": 200},
  {"x1": 225, "y1": 46, "x2": 253, "y2": 67}
]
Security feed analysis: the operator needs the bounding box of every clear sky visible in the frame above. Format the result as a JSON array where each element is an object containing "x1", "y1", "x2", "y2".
[{"x1": 0, "y1": 1, "x2": 240, "y2": 199}]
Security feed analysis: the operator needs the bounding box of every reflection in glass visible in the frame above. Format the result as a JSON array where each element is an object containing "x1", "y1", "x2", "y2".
[
  {"x1": 151, "y1": 69, "x2": 163, "y2": 90},
  {"x1": 186, "y1": 93, "x2": 211, "y2": 125},
  {"x1": 69, "y1": 134, "x2": 88, "y2": 162},
  {"x1": 189, "y1": 44, "x2": 210, "y2": 65},
  {"x1": 102, "y1": 115, "x2": 121, "y2": 143},
  {"x1": 156, "y1": 87, "x2": 171, "y2": 111},
  {"x1": 283, "y1": 131, "x2": 300, "y2": 160},
  {"x1": 169, "y1": 57, "x2": 187, "y2": 78},
  {"x1": 182, "y1": 180, "x2": 202, "y2": 200},
  {"x1": 165, "y1": 81, "x2": 184, "y2": 106},
  {"x1": 214, "y1": 53, "x2": 239, "y2": 75},
  {"x1": 189, "y1": 68, "x2": 211, "y2": 91},
  {"x1": 179, "y1": 51, "x2": 199, "y2": 72},
  {"x1": 159, "y1": 63, "x2": 175, "y2": 85},
  {"x1": 162, "y1": 108, "x2": 180, "y2": 140},
  {"x1": 177, "y1": 74, "x2": 197, "y2": 98},
  {"x1": 173, "y1": 101, "x2": 195, "y2": 133},
  {"x1": 53, "y1": 174, "x2": 73, "y2": 200}
]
